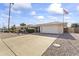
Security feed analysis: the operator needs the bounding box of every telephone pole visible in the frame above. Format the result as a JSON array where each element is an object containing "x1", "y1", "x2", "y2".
[
  {"x1": 8, "y1": 3, "x2": 14, "y2": 32},
  {"x1": 8, "y1": 3, "x2": 11, "y2": 32}
]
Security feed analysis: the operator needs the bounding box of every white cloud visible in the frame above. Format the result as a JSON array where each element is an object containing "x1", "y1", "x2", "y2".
[
  {"x1": 1, "y1": 14, "x2": 9, "y2": 18},
  {"x1": 77, "y1": 6, "x2": 79, "y2": 11},
  {"x1": 33, "y1": 15, "x2": 45, "y2": 20},
  {"x1": 4, "y1": 3, "x2": 32, "y2": 9},
  {"x1": 64, "y1": 17, "x2": 72, "y2": 26},
  {"x1": 0, "y1": 13, "x2": 12, "y2": 23},
  {"x1": 1, "y1": 6, "x2": 21, "y2": 15},
  {"x1": 0, "y1": 18, "x2": 3, "y2": 20},
  {"x1": 0, "y1": 14, "x2": 12, "y2": 20},
  {"x1": 11, "y1": 3, "x2": 32, "y2": 14},
  {"x1": 47, "y1": 3, "x2": 63, "y2": 14},
  {"x1": 65, "y1": 16, "x2": 70, "y2": 20},
  {"x1": 69, "y1": 13, "x2": 72, "y2": 15},
  {"x1": 12, "y1": 3, "x2": 32, "y2": 10},
  {"x1": 31, "y1": 11, "x2": 36, "y2": 16},
  {"x1": 47, "y1": 16, "x2": 57, "y2": 20},
  {"x1": 11, "y1": 9, "x2": 22, "y2": 14},
  {"x1": 4, "y1": 3, "x2": 32, "y2": 14},
  {"x1": 64, "y1": 16, "x2": 72, "y2": 27},
  {"x1": 36, "y1": 16, "x2": 45, "y2": 20},
  {"x1": 0, "y1": 13, "x2": 11, "y2": 28}
]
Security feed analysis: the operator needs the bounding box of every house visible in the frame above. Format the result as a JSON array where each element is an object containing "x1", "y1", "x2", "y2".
[
  {"x1": 29, "y1": 22, "x2": 67, "y2": 34},
  {"x1": 15, "y1": 26, "x2": 27, "y2": 33},
  {"x1": 13, "y1": 22, "x2": 67, "y2": 34}
]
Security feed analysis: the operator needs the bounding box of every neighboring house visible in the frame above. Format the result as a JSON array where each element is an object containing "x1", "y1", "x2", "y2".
[
  {"x1": 15, "y1": 26, "x2": 26, "y2": 32},
  {"x1": 29, "y1": 22, "x2": 67, "y2": 34},
  {"x1": 27, "y1": 25, "x2": 40, "y2": 32},
  {"x1": 67, "y1": 23, "x2": 79, "y2": 33},
  {"x1": 68, "y1": 27, "x2": 79, "y2": 33},
  {"x1": 2, "y1": 27, "x2": 8, "y2": 32}
]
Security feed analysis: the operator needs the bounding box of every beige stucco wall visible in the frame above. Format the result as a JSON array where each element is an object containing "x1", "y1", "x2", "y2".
[{"x1": 40, "y1": 24, "x2": 63, "y2": 34}]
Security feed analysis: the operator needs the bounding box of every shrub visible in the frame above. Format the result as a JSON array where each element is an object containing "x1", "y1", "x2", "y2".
[
  {"x1": 10, "y1": 30, "x2": 16, "y2": 33},
  {"x1": 4, "y1": 30, "x2": 9, "y2": 33},
  {"x1": 26, "y1": 29, "x2": 34, "y2": 33}
]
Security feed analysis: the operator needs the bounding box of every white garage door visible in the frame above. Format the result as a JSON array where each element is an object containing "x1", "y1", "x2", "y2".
[{"x1": 40, "y1": 25, "x2": 63, "y2": 34}]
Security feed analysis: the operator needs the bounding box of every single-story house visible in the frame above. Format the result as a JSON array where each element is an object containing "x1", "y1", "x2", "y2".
[{"x1": 28, "y1": 22, "x2": 67, "y2": 34}]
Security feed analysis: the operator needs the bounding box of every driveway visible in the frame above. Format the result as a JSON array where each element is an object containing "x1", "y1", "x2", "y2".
[
  {"x1": 0, "y1": 39, "x2": 15, "y2": 56},
  {"x1": 0, "y1": 32, "x2": 23, "y2": 39},
  {"x1": 0, "y1": 33, "x2": 59, "y2": 56},
  {"x1": 0, "y1": 33, "x2": 79, "y2": 56}
]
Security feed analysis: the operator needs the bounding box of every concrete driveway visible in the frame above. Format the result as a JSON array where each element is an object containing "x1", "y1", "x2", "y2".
[
  {"x1": 0, "y1": 33, "x2": 59, "y2": 56},
  {"x1": 0, "y1": 32, "x2": 22, "y2": 39},
  {"x1": 1, "y1": 33, "x2": 79, "y2": 56},
  {"x1": 0, "y1": 39, "x2": 15, "y2": 56}
]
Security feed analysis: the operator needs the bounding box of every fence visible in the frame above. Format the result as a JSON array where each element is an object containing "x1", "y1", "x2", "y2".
[{"x1": 67, "y1": 27, "x2": 79, "y2": 33}]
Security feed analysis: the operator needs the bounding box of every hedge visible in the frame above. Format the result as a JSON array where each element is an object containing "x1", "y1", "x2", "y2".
[{"x1": 26, "y1": 29, "x2": 34, "y2": 33}]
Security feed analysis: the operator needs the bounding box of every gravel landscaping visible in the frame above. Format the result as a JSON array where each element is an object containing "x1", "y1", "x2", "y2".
[{"x1": 42, "y1": 33, "x2": 79, "y2": 56}]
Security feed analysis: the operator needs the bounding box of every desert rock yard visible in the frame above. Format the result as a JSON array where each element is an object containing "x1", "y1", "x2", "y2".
[{"x1": 0, "y1": 33, "x2": 79, "y2": 56}]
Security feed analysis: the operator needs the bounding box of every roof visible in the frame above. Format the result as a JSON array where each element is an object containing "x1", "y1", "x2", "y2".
[
  {"x1": 33, "y1": 22, "x2": 67, "y2": 26},
  {"x1": 28, "y1": 22, "x2": 67, "y2": 27}
]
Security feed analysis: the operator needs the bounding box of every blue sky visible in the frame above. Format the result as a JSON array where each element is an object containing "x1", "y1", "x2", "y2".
[{"x1": 0, "y1": 3, "x2": 79, "y2": 28}]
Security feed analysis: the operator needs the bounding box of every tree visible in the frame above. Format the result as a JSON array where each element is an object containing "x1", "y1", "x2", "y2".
[
  {"x1": 19, "y1": 23, "x2": 27, "y2": 33},
  {"x1": 20, "y1": 23, "x2": 26, "y2": 30},
  {"x1": 20, "y1": 23, "x2": 26, "y2": 26},
  {"x1": 10, "y1": 25, "x2": 16, "y2": 33}
]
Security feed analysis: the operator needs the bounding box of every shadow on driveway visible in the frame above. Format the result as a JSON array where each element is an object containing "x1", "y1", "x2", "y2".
[
  {"x1": 31, "y1": 33, "x2": 59, "y2": 38},
  {"x1": 31, "y1": 33, "x2": 76, "y2": 40}
]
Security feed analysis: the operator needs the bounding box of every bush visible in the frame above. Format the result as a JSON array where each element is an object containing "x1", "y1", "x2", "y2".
[
  {"x1": 10, "y1": 30, "x2": 15, "y2": 33},
  {"x1": 4, "y1": 30, "x2": 9, "y2": 33},
  {"x1": 26, "y1": 29, "x2": 34, "y2": 33}
]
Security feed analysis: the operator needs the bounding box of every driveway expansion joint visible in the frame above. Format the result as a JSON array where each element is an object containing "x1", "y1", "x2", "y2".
[{"x1": 1, "y1": 38, "x2": 17, "y2": 56}]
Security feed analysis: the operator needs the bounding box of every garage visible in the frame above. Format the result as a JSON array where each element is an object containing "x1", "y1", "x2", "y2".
[{"x1": 39, "y1": 22, "x2": 65, "y2": 34}]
